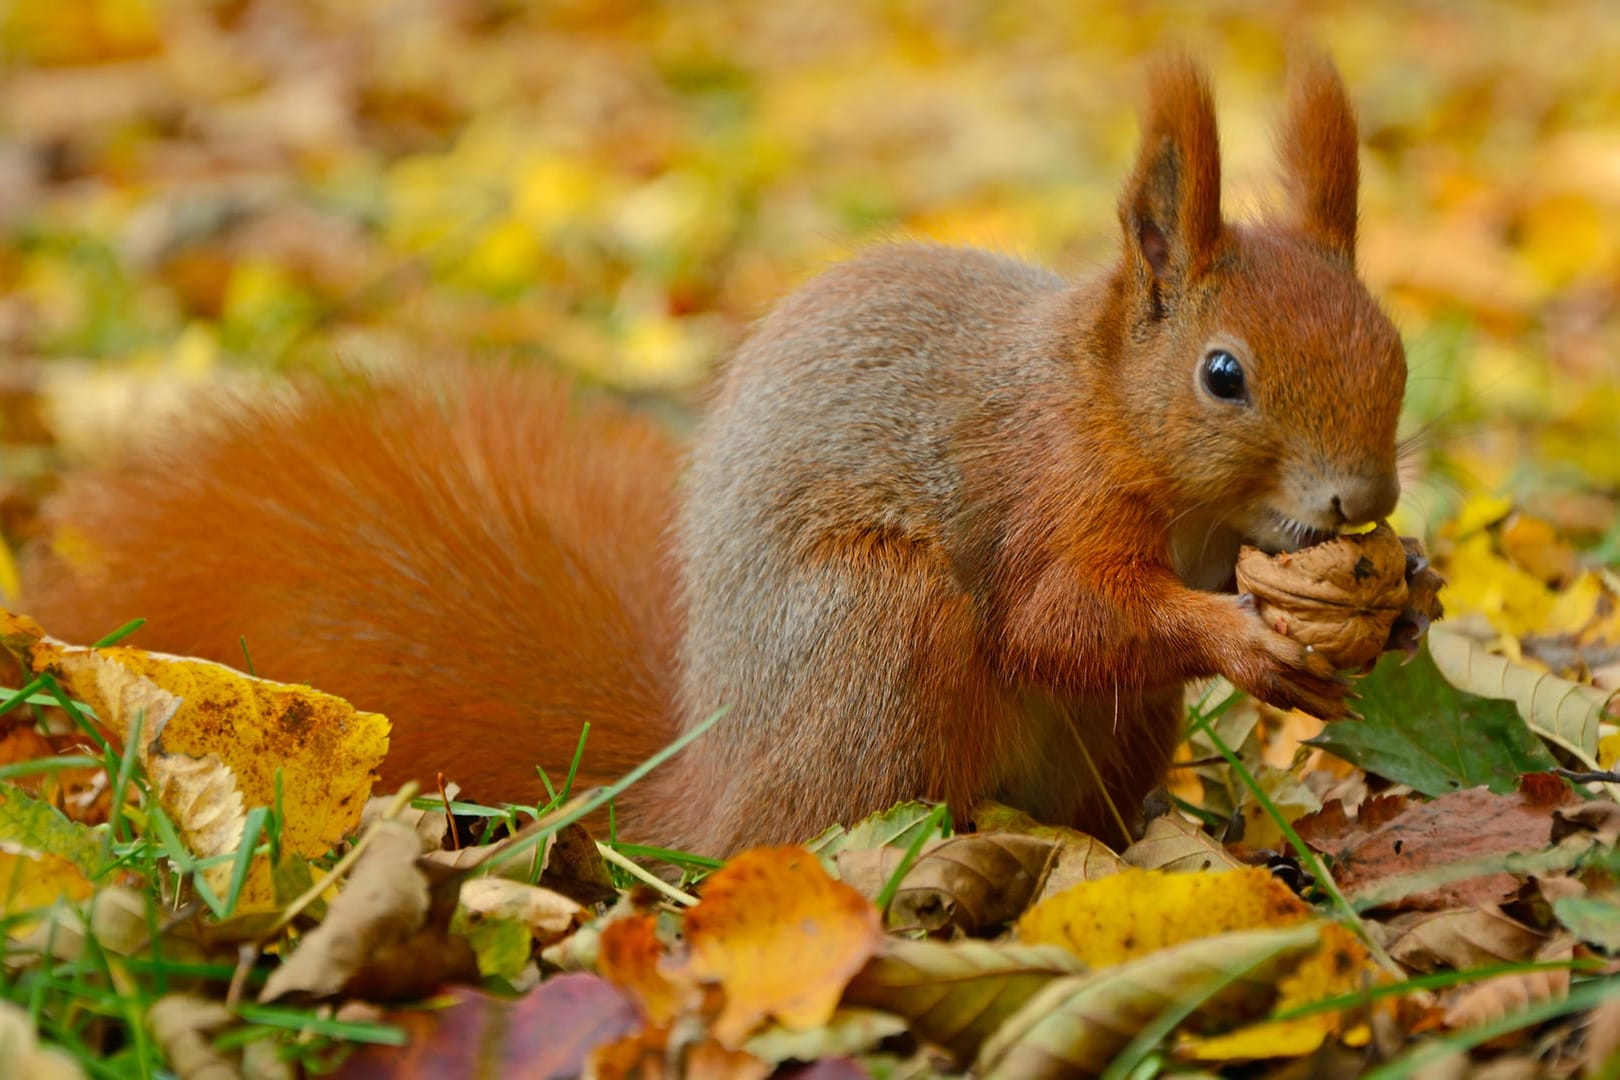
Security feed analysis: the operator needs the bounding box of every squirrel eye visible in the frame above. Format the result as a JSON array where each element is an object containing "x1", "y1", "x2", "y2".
[{"x1": 1201, "y1": 350, "x2": 1247, "y2": 402}]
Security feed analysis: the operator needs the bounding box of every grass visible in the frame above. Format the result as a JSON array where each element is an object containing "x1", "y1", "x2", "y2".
[
  {"x1": 0, "y1": 652, "x2": 725, "y2": 1075},
  {"x1": 0, "y1": 645, "x2": 1609, "y2": 1075}
]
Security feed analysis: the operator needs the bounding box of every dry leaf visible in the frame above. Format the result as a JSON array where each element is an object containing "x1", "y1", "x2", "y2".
[
  {"x1": 683, "y1": 846, "x2": 883, "y2": 1046},
  {"x1": 1121, "y1": 814, "x2": 1245, "y2": 874},
  {"x1": 842, "y1": 938, "x2": 1085, "y2": 1064},
  {"x1": 0, "y1": 1000, "x2": 86, "y2": 1080},
  {"x1": 0, "y1": 611, "x2": 388, "y2": 911},
  {"x1": 743, "y1": 1008, "x2": 908, "y2": 1065},
  {"x1": 834, "y1": 833, "x2": 1058, "y2": 933},
  {"x1": 1307, "y1": 785, "x2": 1579, "y2": 911},
  {"x1": 457, "y1": 877, "x2": 584, "y2": 948},
  {"x1": 1429, "y1": 624, "x2": 1616, "y2": 767},
  {"x1": 146, "y1": 994, "x2": 238, "y2": 1080},
  {"x1": 976, "y1": 924, "x2": 1321, "y2": 1078},
  {"x1": 260, "y1": 821, "x2": 431, "y2": 1002},
  {"x1": 1383, "y1": 908, "x2": 1551, "y2": 972},
  {"x1": 1187, "y1": 923, "x2": 1389, "y2": 1061},
  {"x1": 1440, "y1": 936, "x2": 1574, "y2": 1031}
]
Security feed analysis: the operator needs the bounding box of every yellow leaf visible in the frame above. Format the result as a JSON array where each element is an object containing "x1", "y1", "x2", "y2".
[
  {"x1": 0, "y1": 611, "x2": 389, "y2": 912},
  {"x1": 1499, "y1": 514, "x2": 1576, "y2": 585},
  {"x1": 1440, "y1": 531, "x2": 1553, "y2": 641},
  {"x1": 0, "y1": 850, "x2": 94, "y2": 919},
  {"x1": 1187, "y1": 924, "x2": 1386, "y2": 1061},
  {"x1": 1599, "y1": 731, "x2": 1620, "y2": 771},
  {"x1": 1444, "y1": 494, "x2": 1514, "y2": 540},
  {"x1": 1016, "y1": 867, "x2": 1308, "y2": 967}
]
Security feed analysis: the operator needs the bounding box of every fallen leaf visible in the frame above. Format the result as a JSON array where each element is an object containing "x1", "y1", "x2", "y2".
[
  {"x1": 457, "y1": 877, "x2": 584, "y2": 948},
  {"x1": 598, "y1": 912, "x2": 690, "y2": 1026},
  {"x1": 1017, "y1": 867, "x2": 1309, "y2": 967},
  {"x1": 1310, "y1": 643, "x2": 1557, "y2": 797},
  {"x1": 0, "y1": 1000, "x2": 85, "y2": 1080},
  {"x1": 1383, "y1": 908, "x2": 1551, "y2": 972},
  {"x1": 684, "y1": 847, "x2": 884, "y2": 1047},
  {"x1": 976, "y1": 924, "x2": 1321, "y2": 1078},
  {"x1": 834, "y1": 833, "x2": 1057, "y2": 933},
  {"x1": 842, "y1": 938, "x2": 1085, "y2": 1064},
  {"x1": 1440, "y1": 936, "x2": 1573, "y2": 1031},
  {"x1": 1303, "y1": 784, "x2": 1578, "y2": 910},
  {"x1": 1429, "y1": 624, "x2": 1617, "y2": 767},
  {"x1": 333, "y1": 978, "x2": 639, "y2": 1080},
  {"x1": 1121, "y1": 814, "x2": 1245, "y2": 874},
  {"x1": 146, "y1": 994, "x2": 237, "y2": 1079},
  {"x1": 260, "y1": 821, "x2": 434, "y2": 1002},
  {"x1": 743, "y1": 1008, "x2": 907, "y2": 1065},
  {"x1": 807, "y1": 800, "x2": 943, "y2": 871},
  {"x1": 0, "y1": 611, "x2": 388, "y2": 911}
]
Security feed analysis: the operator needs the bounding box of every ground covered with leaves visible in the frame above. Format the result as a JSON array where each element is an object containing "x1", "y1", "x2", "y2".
[{"x1": 2, "y1": 2, "x2": 1619, "y2": 1078}]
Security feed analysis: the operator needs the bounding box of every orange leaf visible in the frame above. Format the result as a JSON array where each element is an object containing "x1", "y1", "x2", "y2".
[
  {"x1": 598, "y1": 914, "x2": 688, "y2": 1026},
  {"x1": 683, "y1": 847, "x2": 883, "y2": 1047}
]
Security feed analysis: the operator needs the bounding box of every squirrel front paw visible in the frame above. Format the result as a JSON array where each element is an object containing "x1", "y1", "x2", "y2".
[{"x1": 1224, "y1": 594, "x2": 1352, "y2": 719}]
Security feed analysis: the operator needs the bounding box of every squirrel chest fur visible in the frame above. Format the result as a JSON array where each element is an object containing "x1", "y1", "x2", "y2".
[{"x1": 23, "y1": 58, "x2": 1406, "y2": 857}]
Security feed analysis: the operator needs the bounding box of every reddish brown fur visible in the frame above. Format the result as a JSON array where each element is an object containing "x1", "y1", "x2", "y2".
[
  {"x1": 24, "y1": 59, "x2": 1406, "y2": 857},
  {"x1": 26, "y1": 366, "x2": 681, "y2": 811}
]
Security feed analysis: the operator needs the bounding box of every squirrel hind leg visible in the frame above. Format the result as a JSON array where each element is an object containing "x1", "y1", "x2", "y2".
[{"x1": 664, "y1": 528, "x2": 1008, "y2": 855}]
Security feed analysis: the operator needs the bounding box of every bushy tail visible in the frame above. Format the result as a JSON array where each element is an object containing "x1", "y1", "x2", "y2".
[{"x1": 23, "y1": 363, "x2": 682, "y2": 812}]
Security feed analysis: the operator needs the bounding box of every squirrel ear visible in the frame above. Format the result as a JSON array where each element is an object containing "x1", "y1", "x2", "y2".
[
  {"x1": 1119, "y1": 57, "x2": 1222, "y2": 307},
  {"x1": 1278, "y1": 54, "x2": 1359, "y2": 263}
]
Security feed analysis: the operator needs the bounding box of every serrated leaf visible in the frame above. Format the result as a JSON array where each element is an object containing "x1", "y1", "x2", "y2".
[
  {"x1": 1430, "y1": 624, "x2": 1616, "y2": 762},
  {"x1": 842, "y1": 937, "x2": 1085, "y2": 1064},
  {"x1": 1310, "y1": 642, "x2": 1556, "y2": 796}
]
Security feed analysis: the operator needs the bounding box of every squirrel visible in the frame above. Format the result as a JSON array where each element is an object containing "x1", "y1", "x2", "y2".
[{"x1": 20, "y1": 57, "x2": 1405, "y2": 856}]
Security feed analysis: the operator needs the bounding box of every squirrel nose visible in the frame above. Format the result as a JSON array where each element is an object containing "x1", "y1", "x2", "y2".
[{"x1": 1329, "y1": 473, "x2": 1400, "y2": 526}]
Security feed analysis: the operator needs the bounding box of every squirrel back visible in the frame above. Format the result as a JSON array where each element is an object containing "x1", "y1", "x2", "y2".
[{"x1": 24, "y1": 365, "x2": 682, "y2": 810}]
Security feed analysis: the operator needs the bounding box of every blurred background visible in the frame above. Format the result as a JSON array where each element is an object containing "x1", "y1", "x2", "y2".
[{"x1": 0, "y1": 0, "x2": 1617, "y2": 672}]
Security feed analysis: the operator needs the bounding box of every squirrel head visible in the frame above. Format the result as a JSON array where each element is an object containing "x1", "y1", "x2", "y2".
[{"x1": 1105, "y1": 55, "x2": 1405, "y2": 554}]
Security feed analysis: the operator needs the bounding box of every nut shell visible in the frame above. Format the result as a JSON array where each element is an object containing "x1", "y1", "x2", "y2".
[{"x1": 1235, "y1": 522, "x2": 1412, "y2": 670}]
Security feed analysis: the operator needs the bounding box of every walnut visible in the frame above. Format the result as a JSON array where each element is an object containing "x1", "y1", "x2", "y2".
[{"x1": 1235, "y1": 522, "x2": 1446, "y2": 671}]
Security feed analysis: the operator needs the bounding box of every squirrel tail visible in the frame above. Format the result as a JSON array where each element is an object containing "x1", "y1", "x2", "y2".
[{"x1": 22, "y1": 363, "x2": 683, "y2": 817}]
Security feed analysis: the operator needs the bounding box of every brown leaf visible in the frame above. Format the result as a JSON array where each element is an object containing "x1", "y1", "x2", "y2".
[
  {"x1": 842, "y1": 937, "x2": 1085, "y2": 1064},
  {"x1": 260, "y1": 821, "x2": 432, "y2": 1002},
  {"x1": 1383, "y1": 908, "x2": 1551, "y2": 972},
  {"x1": 1440, "y1": 936, "x2": 1573, "y2": 1032},
  {"x1": 1121, "y1": 814, "x2": 1244, "y2": 874},
  {"x1": 684, "y1": 847, "x2": 884, "y2": 1047},
  {"x1": 1308, "y1": 785, "x2": 1579, "y2": 911},
  {"x1": 457, "y1": 878, "x2": 585, "y2": 949},
  {"x1": 976, "y1": 924, "x2": 1321, "y2": 1078},
  {"x1": 145, "y1": 994, "x2": 237, "y2": 1080},
  {"x1": 835, "y1": 833, "x2": 1058, "y2": 933}
]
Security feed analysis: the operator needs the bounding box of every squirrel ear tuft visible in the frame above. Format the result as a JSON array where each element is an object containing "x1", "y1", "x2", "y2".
[
  {"x1": 1278, "y1": 53, "x2": 1360, "y2": 263},
  {"x1": 1119, "y1": 56, "x2": 1223, "y2": 309}
]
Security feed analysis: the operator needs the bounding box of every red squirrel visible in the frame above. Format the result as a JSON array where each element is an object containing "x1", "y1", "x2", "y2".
[{"x1": 22, "y1": 57, "x2": 1404, "y2": 856}]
